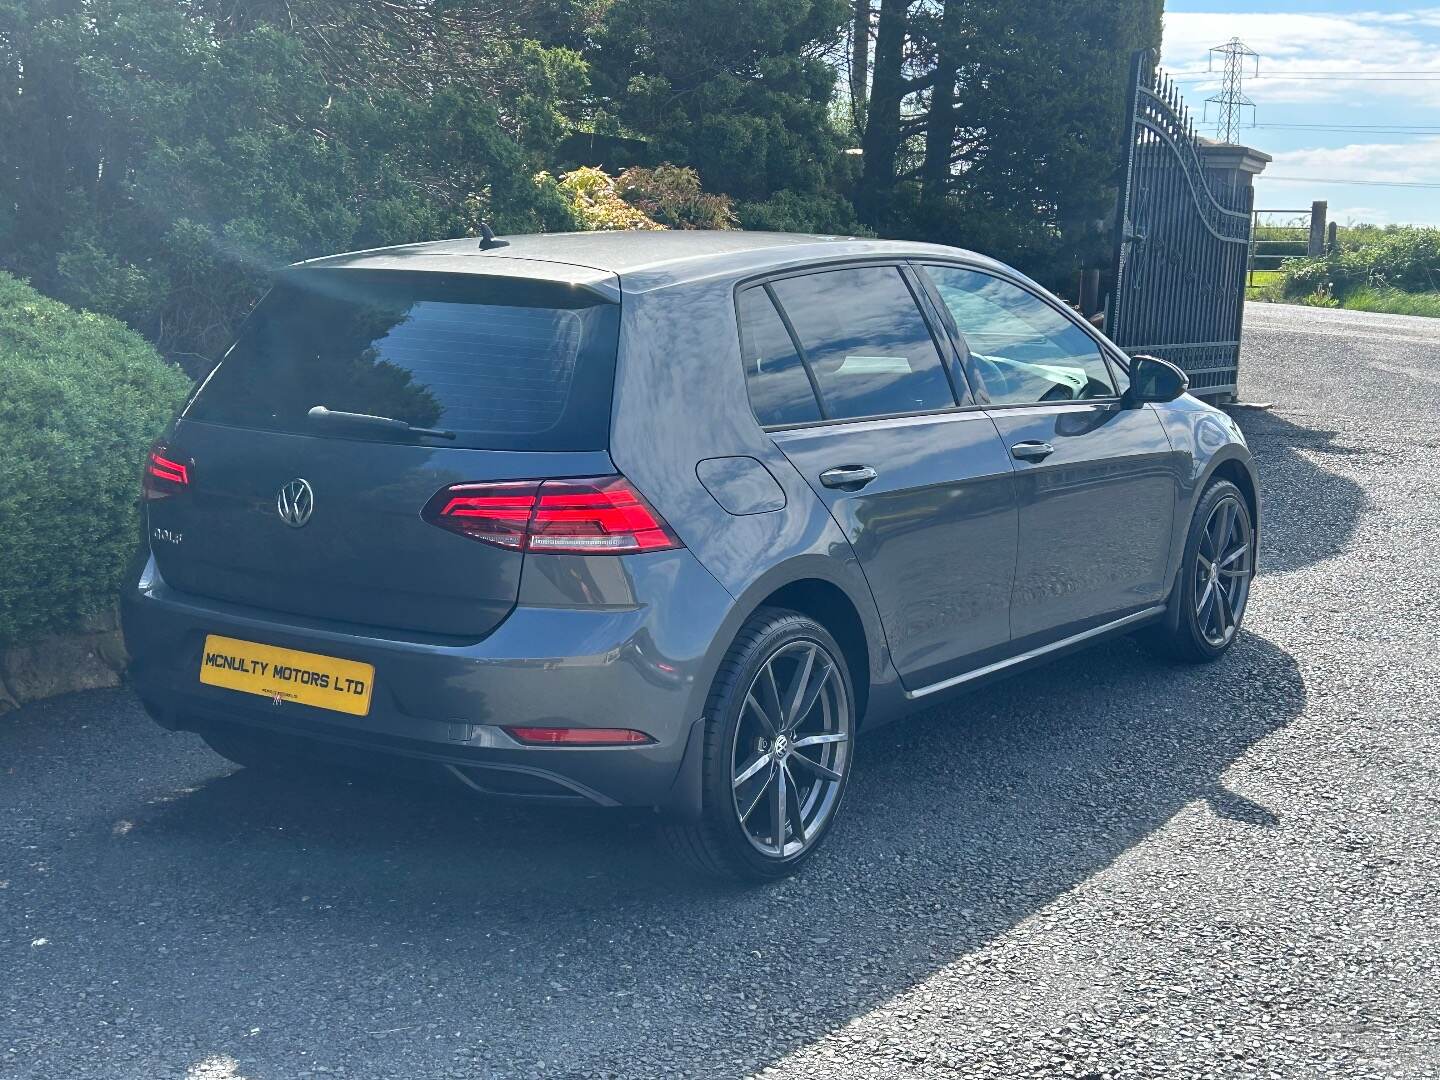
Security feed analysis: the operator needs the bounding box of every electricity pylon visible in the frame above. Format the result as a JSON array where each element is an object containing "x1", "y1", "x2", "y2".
[{"x1": 1206, "y1": 38, "x2": 1260, "y2": 143}]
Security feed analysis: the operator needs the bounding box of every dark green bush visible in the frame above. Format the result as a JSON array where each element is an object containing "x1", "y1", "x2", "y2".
[
  {"x1": 0, "y1": 273, "x2": 190, "y2": 645},
  {"x1": 737, "y1": 190, "x2": 873, "y2": 237},
  {"x1": 1278, "y1": 256, "x2": 1335, "y2": 298}
]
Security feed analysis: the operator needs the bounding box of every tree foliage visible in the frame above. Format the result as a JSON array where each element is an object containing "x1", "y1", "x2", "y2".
[
  {"x1": 585, "y1": 0, "x2": 851, "y2": 203},
  {"x1": 855, "y1": 0, "x2": 1163, "y2": 284},
  {"x1": 1, "y1": 0, "x2": 1165, "y2": 371},
  {"x1": 616, "y1": 166, "x2": 738, "y2": 230},
  {"x1": 554, "y1": 165, "x2": 740, "y2": 231},
  {"x1": 1, "y1": 0, "x2": 582, "y2": 369}
]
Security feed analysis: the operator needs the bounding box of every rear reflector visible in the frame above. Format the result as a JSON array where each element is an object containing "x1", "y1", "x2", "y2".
[
  {"x1": 423, "y1": 475, "x2": 681, "y2": 554},
  {"x1": 505, "y1": 726, "x2": 654, "y2": 747},
  {"x1": 142, "y1": 441, "x2": 189, "y2": 500}
]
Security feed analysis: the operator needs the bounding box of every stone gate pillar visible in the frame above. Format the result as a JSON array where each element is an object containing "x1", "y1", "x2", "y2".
[
  {"x1": 1192, "y1": 142, "x2": 1271, "y2": 403},
  {"x1": 1197, "y1": 142, "x2": 1272, "y2": 215}
]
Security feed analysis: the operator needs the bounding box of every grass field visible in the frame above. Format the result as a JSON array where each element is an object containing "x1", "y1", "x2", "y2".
[
  {"x1": 1244, "y1": 224, "x2": 1440, "y2": 317},
  {"x1": 1247, "y1": 280, "x2": 1440, "y2": 318},
  {"x1": 1245, "y1": 269, "x2": 1283, "y2": 298},
  {"x1": 1342, "y1": 286, "x2": 1440, "y2": 318}
]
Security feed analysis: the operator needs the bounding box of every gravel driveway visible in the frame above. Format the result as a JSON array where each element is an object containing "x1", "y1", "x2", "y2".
[{"x1": 4, "y1": 303, "x2": 1438, "y2": 1079}]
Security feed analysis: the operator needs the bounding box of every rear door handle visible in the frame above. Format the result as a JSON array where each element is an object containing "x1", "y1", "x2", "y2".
[
  {"x1": 819, "y1": 465, "x2": 878, "y2": 490},
  {"x1": 1010, "y1": 441, "x2": 1055, "y2": 462}
]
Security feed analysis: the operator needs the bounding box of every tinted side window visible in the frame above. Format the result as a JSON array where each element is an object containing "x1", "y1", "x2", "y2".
[
  {"x1": 924, "y1": 266, "x2": 1117, "y2": 404},
  {"x1": 770, "y1": 267, "x2": 955, "y2": 421},
  {"x1": 736, "y1": 288, "x2": 823, "y2": 426}
]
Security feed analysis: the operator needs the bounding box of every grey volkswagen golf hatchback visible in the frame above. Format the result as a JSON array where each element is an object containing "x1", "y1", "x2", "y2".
[{"x1": 122, "y1": 230, "x2": 1259, "y2": 880}]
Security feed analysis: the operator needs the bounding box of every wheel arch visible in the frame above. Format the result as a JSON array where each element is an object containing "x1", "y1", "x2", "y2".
[
  {"x1": 661, "y1": 558, "x2": 889, "y2": 821},
  {"x1": 752, "y1": 578, "x2": 872, "y2": 723},
  {"x1": 1198, "y1": 450, "x2": 1261, "y2": 556},
  {"x1": 700, "y1": 554, "x2": 891, "y2": 728},
  {"x1": 1208, "y1": 456, "x2": 1259, "y2": 534}
]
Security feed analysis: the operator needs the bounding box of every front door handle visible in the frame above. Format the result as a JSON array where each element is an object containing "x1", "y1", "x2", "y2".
[
  {"x1": 1010, "y1": 441, "x2": 1055, "y2": 462},
  {"x1": 819, "y1": 465, "x2": 878, "y2": 490}
]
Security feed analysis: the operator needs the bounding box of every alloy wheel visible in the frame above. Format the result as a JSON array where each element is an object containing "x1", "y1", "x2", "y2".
[
  {"x1": 1194, "y1": 495, "x2": 1253, "y2": 647},
  {"x1": 730, "y1": 639, "x2": 851, "y2": 859}
]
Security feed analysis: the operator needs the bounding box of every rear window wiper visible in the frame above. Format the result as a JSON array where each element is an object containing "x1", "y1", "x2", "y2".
[{"x1": 306, "y1": 405, "x2": 455, "y2": 440}]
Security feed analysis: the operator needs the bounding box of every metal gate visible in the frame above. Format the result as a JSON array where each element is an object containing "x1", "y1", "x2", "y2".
[
  {"x1": 1107, "y1": 52, "x2": 1254, "y2": 400},
  {"x1": 1249, "y1": 202, "x2": 1329, "y2": 286}
]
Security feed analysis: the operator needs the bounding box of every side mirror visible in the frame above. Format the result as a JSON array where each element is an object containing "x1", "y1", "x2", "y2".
[{"x1": 1124, "y1": 354, "x2": 1189, "y2": 406}]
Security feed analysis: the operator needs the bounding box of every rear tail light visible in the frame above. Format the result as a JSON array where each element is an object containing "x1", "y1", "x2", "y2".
[
  {"x1": 142, "y1": 440, "x2": 189, "y2": 500},
  {"x1": 423, "y1": 475, "x2": 682, "y2": 555},
  {"x1": 505, "y1": 726, "x2": 654, "y2": 746}
]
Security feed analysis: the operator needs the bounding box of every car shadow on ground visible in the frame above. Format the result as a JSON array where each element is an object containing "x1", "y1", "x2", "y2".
[
  {"x1": 11, "y1": 626, "x2": 1298, "y2": 1078},
  {"x1": 5, "y1": 402, "x2": 1356, "y2": 1078},
  {"x1": 1231, "y1": 407, "x2": 1368, "y2": 574}
]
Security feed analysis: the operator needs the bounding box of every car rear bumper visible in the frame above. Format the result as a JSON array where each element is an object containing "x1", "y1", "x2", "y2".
[{"x1": 120, "y1": 550, "x2": 735, "y2": 812}]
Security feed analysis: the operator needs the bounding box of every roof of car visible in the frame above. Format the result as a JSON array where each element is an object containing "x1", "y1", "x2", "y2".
[{"x1": 294, "y1": 230, "x2": 1008, "y2": 295}]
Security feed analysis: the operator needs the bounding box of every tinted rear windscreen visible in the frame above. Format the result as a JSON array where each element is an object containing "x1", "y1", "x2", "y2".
[{"x1": 185, "y1": 270, "x2": 620, "y2": 450}]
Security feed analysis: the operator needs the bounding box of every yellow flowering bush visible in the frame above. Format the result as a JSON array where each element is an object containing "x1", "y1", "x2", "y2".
[{"x1": 551, "y1": 167, "x2": 664, "y2": 231}]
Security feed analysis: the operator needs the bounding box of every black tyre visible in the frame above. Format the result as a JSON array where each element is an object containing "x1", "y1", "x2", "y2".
[
  {"x1": 662, "y1": 608, "x2": 856, "y2": 881},
  {"x1": 1140, "y1": 478, "x2": 1255, "y2": 663}
]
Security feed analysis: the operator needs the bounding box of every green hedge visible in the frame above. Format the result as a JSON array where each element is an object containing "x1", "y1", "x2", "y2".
[
  {"x1": 0, "y1": 273, "x2": 191, "y2": 646},
  {"x1": 1280, "y1": 226, "x2": 1440, "y2": 300}
]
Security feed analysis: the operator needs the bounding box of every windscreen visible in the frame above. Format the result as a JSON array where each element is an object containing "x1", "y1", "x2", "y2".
[{"x1": 185, "y1": 270, "x2": 620, "y2": 451}]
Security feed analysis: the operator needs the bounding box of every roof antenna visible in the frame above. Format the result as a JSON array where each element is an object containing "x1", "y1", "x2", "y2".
[{"x1": 477, "y1": 222, "x2": 507, "y2": 251}]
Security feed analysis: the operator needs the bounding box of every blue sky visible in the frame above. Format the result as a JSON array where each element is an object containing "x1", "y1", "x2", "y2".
[{"x1": 1162, "y1": 3, "x2": 1440, "y2": 225}]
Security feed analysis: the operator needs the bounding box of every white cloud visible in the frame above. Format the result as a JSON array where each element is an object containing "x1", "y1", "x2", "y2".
[
  {"x1": 1389, "y1": 9, "x2": 1440, "y2": 30},
  {"x1": 1163, "y1": 10, "x2": 1440, "y2": 106},
  {"x1": 1267, "y1": 136, "x2": 1440, "y2": 184},
  {"x1": 1162, "y1": 10, "x2": 1440, "y2": 223},
  {"x1": 1251, "y1": 138, "x2": 1440, "y2": 226},
  {"x1": 1330, "y1": 206, "x2": 1393, "y2": 226}
]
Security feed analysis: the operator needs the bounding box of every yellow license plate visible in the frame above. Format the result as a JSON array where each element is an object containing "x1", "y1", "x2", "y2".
[{"x1": 199, "y1": 634, "x2": 375, "y2": 716}]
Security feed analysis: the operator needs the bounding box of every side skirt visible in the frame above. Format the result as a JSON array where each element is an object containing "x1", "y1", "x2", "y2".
[{"x1": 904, "y1": 605, "x2": 1167, "y2": 701}]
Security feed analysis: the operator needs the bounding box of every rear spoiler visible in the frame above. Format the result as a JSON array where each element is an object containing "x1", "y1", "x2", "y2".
[{"x1": 290, "y1": 250, "x2": 621, "y2": 304}]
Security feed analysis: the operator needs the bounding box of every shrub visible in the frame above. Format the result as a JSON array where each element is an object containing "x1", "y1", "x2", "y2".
[
  {"x1": 615, "y1": 166, "x2": 738, "y2": 230},
  {"x1": 1278, "y1": 256, "x2": 1334, "y2": 299},
  {"x1": 736, "y1": 190, "x2": 873, "y2": 236},
  {"x1": 1280, "y1": 226, "x2": 1440, "y2": 300},
  {"x1": 553, "y1": 167, "x2": 665, "y2": 231},
  {"x1": 1297, "y1": 288, "x2": 1339, "y2": 309},
  {"x1": 2, "y1": 5, "x2": 582, "y2": 369},
  {"x1": 0, "y1": 274, "x2": 191, "y2": 645},
  {"x1": 551, "y1": 164, "x2": 740, "y2": 232},
  {"x1": 1246, "y1": 274, "x2": 1287, "y2": 304}
]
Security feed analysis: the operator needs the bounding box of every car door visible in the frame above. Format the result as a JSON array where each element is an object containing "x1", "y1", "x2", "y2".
[
  {"x1": 918, "y1": 263, "x2": 1178, "y2": 644},
  {"x1": 737, "y1": 263, "x2": 1018, "y2": 690}
]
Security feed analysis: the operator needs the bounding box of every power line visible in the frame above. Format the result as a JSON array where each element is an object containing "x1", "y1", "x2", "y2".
[
  {"x1": 1173, "y1": 68, "x2": 1440, "y2": 76},
  {"x1": 1251, "y1": 123, "x2": 1440, "y2": 134},
  {"x1": 1264, "y1": 176, "x2": 1440, "y2": 189},
  {"x1": 1253, "y1": 75, "x2": 1440, "y2": 82},
  {"x1": 1177, "y1": 73, "x2": 1440, "y2": 83},
  {"x1": 1254, "y1": 123, "x2": 1440, "y2": 129},
  {"x1": 1259, "y1": 70, "x2": 1440, "y2": 75}
]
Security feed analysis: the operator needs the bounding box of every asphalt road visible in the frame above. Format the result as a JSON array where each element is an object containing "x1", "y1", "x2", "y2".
[{"x1": 4, "y1": 303, "x2": 1439, "y2": 1080}]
